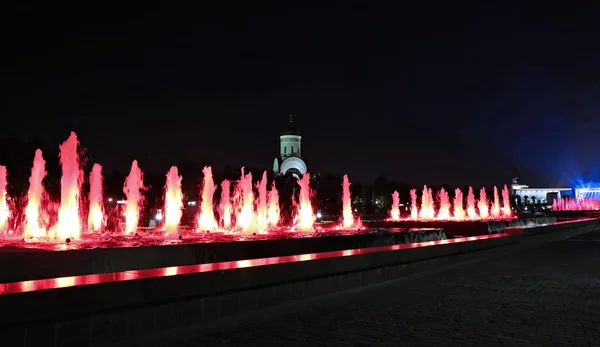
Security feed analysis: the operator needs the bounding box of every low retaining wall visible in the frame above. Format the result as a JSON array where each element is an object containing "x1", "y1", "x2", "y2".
[
  {"x1": 0, "y1": 228, "x2": 445, "y2": 283},
  {"x1": 363, "y1": 217, "x2": 557, "y2": 236},
  {"x1": 0, "y1": 218, "x2": 597, "y2": 347}
]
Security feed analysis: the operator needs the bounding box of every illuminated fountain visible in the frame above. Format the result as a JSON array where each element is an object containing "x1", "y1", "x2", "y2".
[
  {"x1": 123, "y1": 160, "x2": 144, "y2": 234},
  {"x1": 55, "y1": 132, "x2": 84, "y2": 241},
  {"x1": 267, "y1": 181, "x2": 280, "y2": 227},
  {"x1": 295, "y1": 173, "x2": 315, "y2": 231},
  {"x1": 341, "y1": 174, "x2": 355, "y2": 228},
  {"x1": 164, "y1": 166, "x2": 183, "y2": 234},
  {"x1": 235, "y1": 168, "x2": 255, "y2": 233},
  {"x1": 477, "y1": 188, "x2": 489, "y2": 219},
  {"x1": 453, "y1": 188, "x2": 465, "y2": 220},
  {"x1": 553, "y1": 197, "x2": 600, "y2": 211},
  {"x1": 502, "y1": 185, "x2": 512, "y2": 217},
  {"x1": 23, "y1": 149, "x2": 48, "y2": 239},
  {"x1": 219, "y1": 179, "x2": 232, "y2": 229},
  {"x1": 87, "y1": 164, "x2": 103, "y2": 233},
  {"x1": 0, "y1": 166, "x2": 9, "y2": 232},
  {"x1": 491, "y1": 186, "x2": 501, "y2": 218},
  {"x1": 437, "y1": 188, "x2": 451, "y2": 220},
  {"x1": 418, "y1": 185, "x2": 435, "y2": 220},
  {"x1": 389, "y1": 190, "x2": 400, "y2": 221},
  {"x1": 256, "y1": 172, "x2": 268, "y2": 231},
  {"x1": 197, "y1": 166, "x2": 218, "y2": 232},
  {"x1": 393, "y1": 185, "x2": 514, "y2": 221},
  {"x1": 466, "y1": 187, "x2": 477, "y2": 219},
  {"x1": 410, "y1": 189, "x2": 418, "y2": 220}
]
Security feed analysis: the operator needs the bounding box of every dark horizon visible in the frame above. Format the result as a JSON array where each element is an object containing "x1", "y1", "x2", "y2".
[{"x1": 3, "y1": 3, "x2": 600, "y2": 188}]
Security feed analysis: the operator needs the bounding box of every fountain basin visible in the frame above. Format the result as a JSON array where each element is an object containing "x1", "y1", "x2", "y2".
[{"x1": 0, "y1": 227, "x2": 445, "y2": 283}]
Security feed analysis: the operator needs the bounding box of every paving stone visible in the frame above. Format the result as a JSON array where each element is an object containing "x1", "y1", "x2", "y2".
[{"x1": 139, "y1": 230, "x2": 600, "y2": 347}]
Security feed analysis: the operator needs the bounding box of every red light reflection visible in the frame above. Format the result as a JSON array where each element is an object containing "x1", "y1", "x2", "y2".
[{"x1": 0, "y1": 233, "x2": 507, "y2": 296}]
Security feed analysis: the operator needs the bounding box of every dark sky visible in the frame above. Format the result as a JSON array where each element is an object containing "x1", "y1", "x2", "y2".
[{"x1": 3, "y1": 3, "x2": 600, "y2": 187}]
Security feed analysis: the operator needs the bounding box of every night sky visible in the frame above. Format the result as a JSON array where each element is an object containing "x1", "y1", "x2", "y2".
[{"x1": 3, "y1": 3, "x2": 600, "y2": 188}]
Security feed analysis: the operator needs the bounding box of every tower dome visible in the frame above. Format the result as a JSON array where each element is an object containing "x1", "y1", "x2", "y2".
[{"x1": 273, "y1": 114, "x2": 307, "y2": 178}]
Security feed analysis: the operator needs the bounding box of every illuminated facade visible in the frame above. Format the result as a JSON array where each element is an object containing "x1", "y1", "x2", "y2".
[
  {"x1": 575, "y1": 187, "x2": 600, "y2": 200},
  {"x1": 511, "y1": 183, "x2": 573, "y2": 204},
  {"x1": 273, "y1": 116, "x2": 307, "y2": 178}
]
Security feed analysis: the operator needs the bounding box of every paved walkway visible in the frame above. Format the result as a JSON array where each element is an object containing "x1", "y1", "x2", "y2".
[{"x1": 131, "y1": 230, "x2": 600, "y2": 346}]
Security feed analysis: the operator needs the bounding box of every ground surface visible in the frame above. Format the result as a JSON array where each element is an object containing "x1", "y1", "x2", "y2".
[{"x1": 124, "y1": 230, "x2": 600, "y2": 346}]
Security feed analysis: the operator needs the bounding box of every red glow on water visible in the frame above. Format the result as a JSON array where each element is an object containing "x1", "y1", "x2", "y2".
[
  {"x1": 552, "y1": 197, "x2": 600, "y2": 211},
  {"x1": 0, "y1": 232, "x2": 508, "y2": 295}
]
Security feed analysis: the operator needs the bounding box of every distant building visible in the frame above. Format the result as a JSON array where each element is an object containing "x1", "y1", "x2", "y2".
[
  {"x1": 511, "y1": 182, "x2": 573, "y2": 204},
  {"x1": 273, "y1": 115, "x2": 307, "y2": 178}
]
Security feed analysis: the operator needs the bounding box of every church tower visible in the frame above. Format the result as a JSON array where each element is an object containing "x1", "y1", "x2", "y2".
[
  {"x1": 280, "y1": 114, "x2": 301, "y2": 159},
  {"x1": 273, "y1": 115, "x2": 307, "y2": 177}
]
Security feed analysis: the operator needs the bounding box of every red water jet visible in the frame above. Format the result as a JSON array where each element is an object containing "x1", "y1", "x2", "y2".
[
  {"x1": 390, "y1": 190, "x2": 400, "y2": 221},
  {"x1": 267, "y1": 181, "x2": 280, "y2": 227},
  {"x1": 123, "y1": 160, "x2": 144, "y2": 234},
  {"x1": 478, "y1": 188, "x2": 489, "y2": 219},
  {"x1": 491, "y1": 186, "x2": 501, "y2": 218},
  {"x1": 24, "y1": 150, "x2": 48, "y2": 239},
  {"x1": 56, "y1": 132, "x2": 83, "y2": 241},
  {"x1": 0, "y1": 166, "x2": 9, "y2": 232},
  {"x1": 341, "y1": 174, "x2": 355, "y2": 228},
  {"x1": 502, "y1": 185, "x2": 512, "y2": 217},
  {"x1": 164, "y1": 166, "x2": 183, "y2": 234},
  {"x1": 295, "y1": 173, "x2": 315, "y2": 231},
  {"x1": 235, "y1": 168, "x2": 255, "y2": 233},
  {"x1": 466, "y1": 187, "x2": 477, "y2": 219},
  {"x1": 410, "y1": 189, "x2": 418, "y2": 220},
  {"x1": 219, "y1": 179, "x2": 232, "y2": 229},
  {"x1": 197, "y1": 166, "x2": 218, "y2": 232},
  {"x1": 419, "y1": 185, "x2": 435, "y2": 220},
  {"x1": 453, "y1": 188, "x2": 465, "y2": 220},
  {"x1": 87, "y1": 164, "x2": 103, "y2": 233},
  {"x1": 437, "y1": 188, "x2": 451, "y2": 220},
  {"x1": 255, "y1": 172, "x2": 268, "y2": 232}
]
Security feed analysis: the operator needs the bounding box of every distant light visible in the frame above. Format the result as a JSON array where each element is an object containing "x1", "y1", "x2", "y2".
[
  {"x1": 155, "y1": 209, "x2": 163, "y2": 221},
  {"x1": 108, "y1": 198, "x2": 113, "y2": 202},
  {"x1": 117, "y1": 200, "x2": 127, "y2": 205},
  {"x1": 187, "y1": 201, "x2": 197, "y2": 206},
  {"x1": 354, "y1": 208, "x2": 358, "y2": 212},
  {"x1": 316, "y1": 212, "x2": 322, "y2": 219}
]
